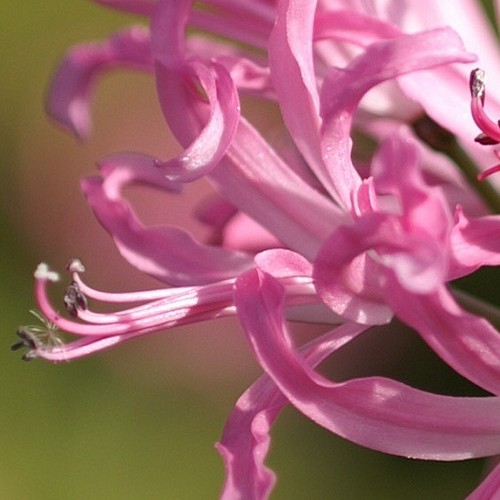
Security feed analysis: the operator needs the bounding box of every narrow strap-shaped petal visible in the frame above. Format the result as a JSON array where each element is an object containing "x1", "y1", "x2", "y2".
[
  {"x1": 47, "y1": 26, "x2": 152, "y2": 138},
  {"x1": 151, "y1": 0, "x2": 346, "y2": 258},
  {"x1": 449, "y1": 207, "x2": 500, "y2": 279},
  {"x1": 315, "y1": 212, "x2": 500, "y2": 394},
  {"x1": 81, "y1": 154, "x2": 253, "y2": 285},
  {"x1": 235, "y1": 269, "x2": 500, "y2": 460},
  {"x1": 314, "y1": 9, "x2": 400, "y2": 45},
  {"x1": 216, "y1": 322, "x2": 367, "y2": 500},
  {"x1": 320, "y1": 27, "x2": 476, "y2": 208},
  {"x1": 385, "y1": 276, "x2": 500, "y2": 396},
  {"x1": 466, "y1": 463, "x2": 500, "y2": 500},
  {"x1": 397, "y1": 0, "x2": 498, "y2": 151},
  {"x1": 210, "y1": 118, "x2": 348, "y2": 260},
  {"x1": 269, "y1": 0, "x2": 343, "y2": 204},
  {"x1": 155, "y1": 60, "x2": 240, "y2": 182},
  {"x1": 315, "y1": 211, "x2": 447, "y2": 322}
]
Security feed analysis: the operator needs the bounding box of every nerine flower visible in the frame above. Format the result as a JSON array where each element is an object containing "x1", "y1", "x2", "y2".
[{"x1": 15, "y1": 0, "x2": 500, "y2": 498}]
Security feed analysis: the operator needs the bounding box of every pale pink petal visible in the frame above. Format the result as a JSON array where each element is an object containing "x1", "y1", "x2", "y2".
[
  {"x1": 254, "y1": 249, "x2": 313, "y2": 278},
  {"x1": 314, "y1": 9, "x2": 400, "y2": 45},
  {"x1": 370, "y1": 133, "x2": 451, "y2": 242},
  {"x1": 314, "y1": 213, "x2": 416, "y2": 325},
  {"x1": 269, "y1": 0, "x2": 342, "y2": 204},
  {"x1": 210, "y1": 119, "x2": 348, "y2": 260},
  {"x1": 222, "y1": 213, "x2": 280, "y2": 253},
  {"x1": 235, "y1": 269, "x2": 500, "y2": 460},
  {"x1": 216, "y1": 322, "x2": 367, "y2": 500},
  {"x1": 449, "y1": 208, "x2": 500, "y2": 279},
  {"x1": 466, "y1": 462, "x2": 500, "y2": 500},
  {"x1": 47, "y1": 26, "x2": 152, "y2": 138},
  {"x1": 320, "y1": 28, "x2": 476, "y2": 208},
  {"x1": 81, "y1": 154, "x2": 253, "y2": 285},
  {"x1": 397, "y1": 0, "x2": 500, "y2": 159}
]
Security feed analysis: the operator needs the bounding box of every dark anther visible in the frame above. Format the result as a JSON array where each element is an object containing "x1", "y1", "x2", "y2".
[
  {"x1": 469, "y1": 68, "x2": 485, "y2": 104},
  {"x1": 412, "y1": 115, "x2": 455, "y2": 153},
  {"x1": 11, "y1": 328, "x2": 38, "y2": 361},
  {"x1": 64, "y1": 281, "x2": 88, "y2": 317},
  {"x1": 475, "y1": 133, "x2": 500, "y2": 146}
]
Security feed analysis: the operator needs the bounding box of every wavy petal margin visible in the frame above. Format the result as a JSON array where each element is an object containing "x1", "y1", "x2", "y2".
[
  {"x1": 81, "y1": 153, "x2": 253, "y2": 285},
  {"x1": 47, "y1": 26, "x2": 152, "y2": 138},
  {"x1": 216, "y1": 322, "x2": 367, "y2": 500},
  {"x1": 235, "y1": 269, "x2": 500, "y2": 462}
]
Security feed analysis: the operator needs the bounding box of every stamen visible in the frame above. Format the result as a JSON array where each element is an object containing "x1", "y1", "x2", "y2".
[
  {"x1": 66, "y1": 258, "x2": 85, "y2": 273},
  {"x1": 64, "y1": 282, "x2": 88, "y2": 317},
  {"x1": 469, "y1": 68, "x2": 500, "y2": 145},
  {"x1": 12, "y1": 310, "x2": 64, "y2": 361},
  {"x1": 34, "y1": 263, "x2": 60, "y2": 282},
  {"x1": 469, "y1": 68, "x2": 485, "y2": 104},
  {"x1": 11, "y1": 327, "x2": 38, "y2": 352}
]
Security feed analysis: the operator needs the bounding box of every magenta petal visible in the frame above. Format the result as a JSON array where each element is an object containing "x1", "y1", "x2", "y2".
[
  {"x1": 81, "y1": 154, "x2": 253, "y2": 285},
  {"x1": 47, "y1": 26, "x2": 152, "y2": 138},
  {"x1": 466, "y1": 463, "x2": 500, "y2": 500},
  {"x1": 216, "y1": 323, "x2": 367, "y2": 500},
  {"x1": 235, "y1": 269, "x2": 500, "y2": 460}
]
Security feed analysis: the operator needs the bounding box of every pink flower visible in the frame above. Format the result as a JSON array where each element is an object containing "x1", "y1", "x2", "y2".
[{"x1": 16, "y1": 0, "x2": 500, "y2": 498}]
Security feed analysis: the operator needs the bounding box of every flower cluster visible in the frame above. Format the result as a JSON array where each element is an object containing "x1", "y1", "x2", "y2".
[{"x1": 14, "y1": 0, "x2": 500, "y2": 497}]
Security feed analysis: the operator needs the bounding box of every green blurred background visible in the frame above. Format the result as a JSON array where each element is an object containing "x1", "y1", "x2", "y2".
[{"x1": 0, "y1": 1, "x2": 494, "y2": 498}]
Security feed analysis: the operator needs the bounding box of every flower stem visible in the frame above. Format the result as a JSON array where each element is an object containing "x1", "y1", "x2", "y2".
[
  {"x1": 453, "y1": 288, "x2": 500, "y2": 328},
  {"x1": 412, "y1": 115, "x2": 500, "y2": 214}
]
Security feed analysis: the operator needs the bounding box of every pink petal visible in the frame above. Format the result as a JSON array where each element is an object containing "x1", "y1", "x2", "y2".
[
  {"x1": 466, "y1": 463, "x2": 500, "y2": 500},
  {"x1": 320, "y1": 27, "x2": 476, "y2": 208},
  {"x1": 222, "y1": 213, "x2": 280, "y2": 253},
  {"x1": 449, "y1": 208, "x2": 500, "y2": 279},
  {"x1": 216, "y1": 322, "x2": 367, "y2": 500},
  {"x1": 385, "y1": 275, "x2": 500, "y2": 396},
  {"x1": 313, "y1": 214, "x2": 400, "y2": 325},
  {"x1": 81, "y1": 153, "x2": 253, "y2": 285},
  {"x1": 254, "y1": 249, "x2": 312, "y2": 278},
  {"x1": 210, "y1": 118, "x2": 347, "y2": 260},
  {"x1": 155, "y1": 60, "x2": 240, "y2": 182},
  {"x1": 269, "y1": 0, "x2": 342, "y2": 204},
  {"x1": 235, "y1": 269, "x2": 500, "y2": 459},
  {"x1": 396, "y1": 0, "x2": 499, "y2": 156},
  {"x1": 315, "y1": 210, "x2": 500, "y2": 394},
  {"x1": 151, "y1": 0, "x2": 346, "y2": 257},
  {"x1": 47, "y1": 26, "x2": 152, "y2": 138},
  {"x1": 314, "y1": 9, "x2": 400, "y2": 45}
]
